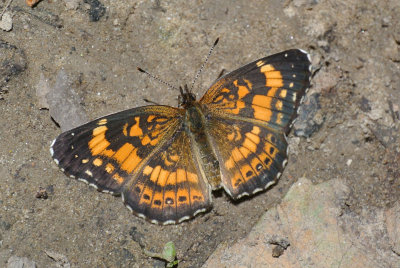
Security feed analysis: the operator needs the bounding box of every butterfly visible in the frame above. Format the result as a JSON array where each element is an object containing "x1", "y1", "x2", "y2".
[{"x1": 50, "y1": 43, "x2": 311, "y2": 225}]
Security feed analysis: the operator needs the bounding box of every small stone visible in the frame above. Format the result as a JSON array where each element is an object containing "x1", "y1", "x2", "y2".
[
  {"x1": 359, "y1": 96, "x2": 372, "y2": 112},
  {"x1": 283, "y1": 6, "x2": 296, "y2": 18},
  {"x1": 84, "y1": 0, "x2": 106, "y2": 22},
  {"x1": 7, "y1": 256, "x2": 36, "y2": 268},
  {"x1": 368, "y1": 107, "x2": 383, "y2": 121},
  {"x1": 381, "y1": 17, "x2": 390, "y2": 27},
  {"x1": 45, "y1": 250, "x2": 70, "y2": 268},
  {"x1": 36, "y1": 187, "x2": 48, "y2": 199},
  {"x1": 0, "y1": 12, "x2": 13, "y2": 32},
  {"x1": 272, "y1": 245, "x2": 285, "y2": 258},
  {"x1": 317, "y1": 40, "x2": 329, "y2": 49},
  {"x1": 64, "y1": 0, "x2": 80, "y2": 10},
  {"x1": 294, "y1": 93, "x2": 324, "y2": 138}
]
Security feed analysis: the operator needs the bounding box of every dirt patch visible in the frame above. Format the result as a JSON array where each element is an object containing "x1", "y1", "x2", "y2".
[{"x1": 0, "y1": 0, "x2": 399, "y2": 267}]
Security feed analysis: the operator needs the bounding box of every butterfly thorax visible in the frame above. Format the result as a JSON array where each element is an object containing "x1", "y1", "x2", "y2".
[
  {"x1": 183, "y1": 101, "x2": 222, "y2": 190},
  {"x1": 178, "y1": 85, "x2": 196, "y2": 108}
]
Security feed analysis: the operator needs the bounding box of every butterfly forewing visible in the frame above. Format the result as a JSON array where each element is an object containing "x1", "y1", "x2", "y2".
[
  {"x1": 200, "y1": 49, "x2": 311, "y2": 133},
  {"x1": 51, "y1": 106, "x2": 182, "y2": 194}
]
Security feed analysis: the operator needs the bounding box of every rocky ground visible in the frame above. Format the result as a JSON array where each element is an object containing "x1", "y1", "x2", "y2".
[{"x1": 0, "y1": 0, "x2": 399, "y2": 267}]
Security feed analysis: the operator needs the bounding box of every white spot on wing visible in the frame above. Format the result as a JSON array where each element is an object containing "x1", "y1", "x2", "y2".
[
  {"x1": 178, "y1": 216, "x2": 190, "y2": 223},
  {"x1": 299, "y1": 48, "x2": 309, "y2": 57},
  {"x1": 292, "y1": 92, "x2": 297, "y2": 102},
  {"x1": 78, "y1": 178, "x2": 88, "y2": 184},
  {"x1": 237, "y1": 191, "x2": 250, "y2": 199},
  {"x1": 125, "y1": 204, "x2": 133, "y2": 212},
  {"x1": 256, "y1": 60, "x2": 265, "y2": 67},
  {"x1": 252, "y1": 188, "x2": 263, "y2": 194},
  {"x1": 162, "y1": 220, "x2": 176, "y2": 225},
  {"x1": 194, "y1": 208, "x2": 206, "y2": 216},
  {"x1": 263, "y1": 180, "x2": 276, "y2": 190},
  {"x1": 50, "y1": 139, "x2": 56, "y2": 156}
]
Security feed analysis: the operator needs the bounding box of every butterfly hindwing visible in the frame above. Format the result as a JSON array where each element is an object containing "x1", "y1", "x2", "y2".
[
  {"x1": 122, "y1": 128, "x2": 212, "y2": 224},
  {"x1": 205, "y1": 116, "x2": 288, "y2": 198}
]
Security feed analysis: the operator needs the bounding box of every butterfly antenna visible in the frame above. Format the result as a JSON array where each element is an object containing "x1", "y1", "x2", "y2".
[
  {"x1": 137, "y1": 67, "x2": 179, "y2": 91},
  {"x1": 190, "y1": 38, "x2": 219, "y2": 91}
]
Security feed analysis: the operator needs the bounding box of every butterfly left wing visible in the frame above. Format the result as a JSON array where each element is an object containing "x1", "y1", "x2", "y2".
[
  {"x1": 121, "y1": 128, "x2": 212, "y2": 224},
  {"x1": 50, "y1": 105, "x2": 212, "y2": 224}
]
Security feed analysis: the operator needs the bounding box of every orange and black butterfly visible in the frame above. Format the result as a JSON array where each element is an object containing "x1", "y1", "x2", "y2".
[{"x1": 50, "y1": 41, "x2": 311, "y2": 225}]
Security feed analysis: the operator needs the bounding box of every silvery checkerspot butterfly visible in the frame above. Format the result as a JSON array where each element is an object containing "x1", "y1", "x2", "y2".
[{"x1": 50, "y1": 42, "x2": 311, "y2": 225}]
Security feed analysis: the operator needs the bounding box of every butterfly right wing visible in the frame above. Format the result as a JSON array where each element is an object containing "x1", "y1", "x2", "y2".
[
  {"x1": 199, "y1": 49, "x2": 311, "y2": 198},
  {"x1": 203, "y1": 116, "x2": 288, "y2": 199}
]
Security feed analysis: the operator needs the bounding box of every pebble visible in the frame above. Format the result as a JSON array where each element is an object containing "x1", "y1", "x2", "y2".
[{"x1": 0, "y1": 12, "x2": 12, "y2": 31}]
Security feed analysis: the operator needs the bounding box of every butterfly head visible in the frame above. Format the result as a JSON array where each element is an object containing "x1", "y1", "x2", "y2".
[{"x1": 178, "y1": 84, "x2": 196, "y2": 108}]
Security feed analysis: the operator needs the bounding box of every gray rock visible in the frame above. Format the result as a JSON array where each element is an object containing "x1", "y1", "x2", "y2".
[
  {"x1": 46, "y1": 70, "x2": 88, "y2": 132},
  {"x1": 7, "y1": 256, "x2": 36, "y2": 268}
]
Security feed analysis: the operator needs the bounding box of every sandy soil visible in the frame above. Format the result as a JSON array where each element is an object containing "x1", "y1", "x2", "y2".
[{"x1": 0, "y1": 0, "x2": 399, "y2": 267}]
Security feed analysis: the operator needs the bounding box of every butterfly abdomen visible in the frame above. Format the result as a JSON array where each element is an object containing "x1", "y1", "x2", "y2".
[{"x1": 184, "y1": 104, "x2": 221, "y2": 190}]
